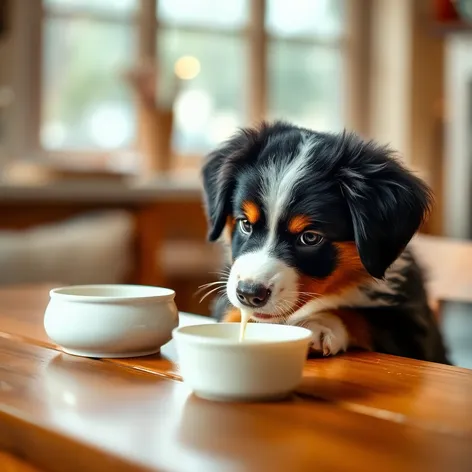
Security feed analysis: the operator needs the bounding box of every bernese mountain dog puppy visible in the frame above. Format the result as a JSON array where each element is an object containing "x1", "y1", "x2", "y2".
[{"x1": 201, "y1": 121, "x2": 450, "y2": 365}]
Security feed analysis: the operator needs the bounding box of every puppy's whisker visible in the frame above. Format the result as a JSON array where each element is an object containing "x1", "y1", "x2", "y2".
[
  {"x1": 195, "y1": 281, "x2": 228, "y2": 296},
  {"x1": 283, "y1": 296, "x2": 309, "y2": 307},
  {"x1": 286, "y1": 290, "x2": 321, "y2": 298},
  {"x1": 197, "y1": 280, "x2": 227, "y2": 288},
  {"x1": 276, "y1": 301, "x2": 291, "y2": 315},
  {"x1": 209, "y1": 270, "x2": 231, "y2": 277},
  {"x1": 296, "y1": 297, "x2": 313, "y2": 307},
  {"x1": 197, "y1": 280, "x2": 227, "y2": 290},
  {"x1": 275, "y1": 300, "x2": 296, "y2": 320},
  {"x1": 198, "y1": 286, "x2": 227, "y2": 303},
  {"x1": 281, "y1": 299, "x2": 310, "y2": 320},
  {"x1": 199, "y1": 288, "x2": 226, "y2": 304}
]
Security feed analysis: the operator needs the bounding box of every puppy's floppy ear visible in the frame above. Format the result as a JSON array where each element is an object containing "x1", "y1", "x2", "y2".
[
  {"x1": 201, "y1": 122, "x2": 272, "y2": 241},
  {"x1": 336, "y1": 133, "x2": 433, "y2": 278}
]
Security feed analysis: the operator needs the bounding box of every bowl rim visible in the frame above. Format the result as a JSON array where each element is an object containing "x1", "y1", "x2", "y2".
[
  {"x1": 172, "y1": 322, "x2": 312, "y2": 347},
  {"x1": 49, "y1": 284, "x2": 175, "y2": 303}
]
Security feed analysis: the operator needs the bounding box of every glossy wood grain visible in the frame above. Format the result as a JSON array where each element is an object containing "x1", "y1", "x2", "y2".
[
  {"x1": 0, "y1": 337, "x2": 471, "y2": 472},
  {"x1": 0, "y1": 452, "x2": 43, "y2": 472},
  {"x1": 299, "y1": 352, "x2": 472, "y2": 435},
  {"x1": 0, "y1": 284, "x2": 53, "y2": 348},
  {"x1": 1, "y1": 285, "x2": 472, "y2": 437},
  {"x1": 1, "y1": 285, "x2": 472, "y2": 471}
]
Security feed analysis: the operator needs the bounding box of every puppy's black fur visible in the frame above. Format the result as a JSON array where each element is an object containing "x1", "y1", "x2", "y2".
[{"x1": 201, "y1": 121, "x2": 451, "y2": 365}]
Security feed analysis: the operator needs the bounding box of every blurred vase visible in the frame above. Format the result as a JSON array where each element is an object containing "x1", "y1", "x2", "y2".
[
  {"x1": 0, "y1": 87, "x2": 15, "y2": 178},
  {"x1": 139, "y1": 104, "x2": 174, "y2": 175}
]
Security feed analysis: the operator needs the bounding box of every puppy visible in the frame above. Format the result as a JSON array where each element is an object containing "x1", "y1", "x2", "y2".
[{"x1": 201, "y1": 121, "x2": 450, "y2": 365}]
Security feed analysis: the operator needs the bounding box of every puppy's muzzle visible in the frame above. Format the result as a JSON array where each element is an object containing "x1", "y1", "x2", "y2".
[{"x1": 236, "y1": 281, "x2": 272, "y2": 308}]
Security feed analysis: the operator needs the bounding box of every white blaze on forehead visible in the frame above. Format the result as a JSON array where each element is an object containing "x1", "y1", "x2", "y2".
[
  {"x1": 260, "y1": 134, "x2": 317, "y2": 248},
  {"x1": 226, "y1": 133, "x2": 318, "y2": 320},
  {"x1": 230, "y1": 250, "x2": 285, "y2": 283}
]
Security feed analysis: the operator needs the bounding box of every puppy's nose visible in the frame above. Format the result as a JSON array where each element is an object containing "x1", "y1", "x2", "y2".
[{"x1": 236, "y1": 281, "x2": 271, "y2": 308}]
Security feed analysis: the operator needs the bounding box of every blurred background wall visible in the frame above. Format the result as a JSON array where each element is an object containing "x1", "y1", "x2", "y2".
[{"x1": 0, "y1": 0, "x2": 472, "y2": 321}]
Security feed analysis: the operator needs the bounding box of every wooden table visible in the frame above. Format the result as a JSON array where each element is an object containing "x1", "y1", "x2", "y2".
[{"x1": 1, "y1": 285, "x2": 472, "y2": 472}]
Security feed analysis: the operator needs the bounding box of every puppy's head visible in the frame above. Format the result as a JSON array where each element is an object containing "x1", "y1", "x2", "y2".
[{"x1": 202, "y1": 121, "x2": 432, "y2": 322}]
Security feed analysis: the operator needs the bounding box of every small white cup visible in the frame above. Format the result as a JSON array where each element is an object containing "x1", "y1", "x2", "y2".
[
  {"x1": 44, "y1": 284, "x2": 179, "y2": 358},
  {"x1": 173, "y1": 323, "x2": 312, "y2": 402}
]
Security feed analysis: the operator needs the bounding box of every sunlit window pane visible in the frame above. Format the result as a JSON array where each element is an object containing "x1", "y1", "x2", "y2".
[
  {"x1": 266, "y1": 0, "x2": 344, "y2": 39},
  {"x1": 158, "y1": 0, "x2": 248, "y2": 29},
  {"x1": 268, "y1": 41, "x2": 344, "y2": 132},
  {"x1": 158, "y1": 29, "x2": 247, "y2": 155},
  {"x1": 44, "y1": 0, "x2": 137, "y2": 14},
  {"x1": 41, "y1": 18, "x2": 137, "y2": 150}
]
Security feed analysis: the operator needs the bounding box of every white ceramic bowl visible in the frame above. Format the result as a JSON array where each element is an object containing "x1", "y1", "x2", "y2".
[
  {"x1": 173, "y1": 323, "x2": 312, "y2": 402},
  {"x1": 44, "y1": 284, "x2": 179, "y2": 358}
]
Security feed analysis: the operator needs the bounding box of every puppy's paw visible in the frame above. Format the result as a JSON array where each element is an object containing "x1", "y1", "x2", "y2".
[
  {"x1": 302, "y1": 313, "x2": 349, "y2": 356},
  {"x1": 221, "y1": 307, "x2": 241, "y2": 322}
]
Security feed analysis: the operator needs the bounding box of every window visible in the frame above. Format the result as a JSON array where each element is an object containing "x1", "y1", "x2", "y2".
[
  {"x1": 42, "y1": 0, "x2": 138, "y2": 151},
  {"x1": 156, "y1": 0, "x2": 249, "y2": 156},
  {"x1": 266, "y1": 0, "x2": 344, "y2": 131},
  {"x1": 38, "y1": 0, "x2": 346, "y2": 170}
]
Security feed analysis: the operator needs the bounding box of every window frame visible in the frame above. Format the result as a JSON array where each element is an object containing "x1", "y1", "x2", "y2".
[{"x1": 17, "y1": 0, "x2": 361, "y2": 173}]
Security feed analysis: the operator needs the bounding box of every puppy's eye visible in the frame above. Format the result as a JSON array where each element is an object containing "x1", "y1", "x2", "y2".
[
  {"x1": 238, "y1": 219, "x2": 252, "y2": 235},
  {"x1": 298, "y1": 230, "x2": 323, "y2": 247}
]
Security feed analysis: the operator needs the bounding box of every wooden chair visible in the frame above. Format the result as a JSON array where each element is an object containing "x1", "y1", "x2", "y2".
[{"x1": 411, "y1": 234, "x2": 472, "y2": 319}]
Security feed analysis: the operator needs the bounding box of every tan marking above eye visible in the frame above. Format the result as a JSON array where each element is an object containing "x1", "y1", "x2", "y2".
[
  {"x1": 242, "y1": 201, "x2": 260, "y2": 224},
  {"x1": 288, "y1": 215, "x2": 311, "y2": 234}
]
